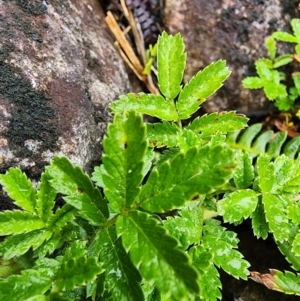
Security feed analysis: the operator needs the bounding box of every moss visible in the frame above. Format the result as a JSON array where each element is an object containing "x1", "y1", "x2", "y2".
[{"x1": 0, "y1": 43, "x2": 60, "y2": 157}]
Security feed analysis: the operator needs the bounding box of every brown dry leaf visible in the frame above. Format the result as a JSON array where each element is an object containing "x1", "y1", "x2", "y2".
[
  {"x1": 263, "y1": 113, "x2": 300, "y2": 138},
  {"x1": 105, "y1": 3, "x2": 159, "y2": 95},
  {"x1": 250, "y1": 270, "x2": 282, "y2": 292}
]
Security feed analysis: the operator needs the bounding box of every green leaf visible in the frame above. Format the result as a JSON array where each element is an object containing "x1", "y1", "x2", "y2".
[
  {"x1": 147, "y1": 122, "x2": 180, "y2": 148},
  {"x1": 278, "y1": 236, "x2": 300, "y2": 270},
  {"x1": 101, "y1": 112, "x2": 147, "y2": 212},
  {"x1": 189, "y1": 246, "x2": 221, "y2": 301},
  {"x1": 267, "y1": 131, "x2": 287, "y2": 157},
  {"x1": 257, "y1": 155, "x2": 275, "y2": 192},
  {"x1": 242, "y1": 76, "x2": 263, "y2": 89},
  {"x1": 272, "y1": 31, "x2": 300, "y2": 43},
  {"x1": 0, "y1": 210, "x2": 45, "y2": 235},
  {"x1": 292, "y1": 18, "x2": 300, "y2": 39},
  {"x1": 186, "y1": 112, "x2": 248, "y2": 137},
  {"x1": 164, "y1": 204, "x2": 203, "y2": 250},
  {"x1": 263, "y1": 193, "x2": 290, "y2": 242},
  {"x1": 24, "y1": 295, "x2": 49, "y2": 301},
  {"x1": 263, "y1": 81, "x2": 280, "y2": 100},
  {"x1": 251, "y1": 130, "x2": 274, "y2": 156},
  {"x1": 237, "y1": 123, "x2": 263, "y2": 149},
  {"x1": 139, "y1": 145, "x2": 234, "y2": 212},
  {"x1": 47, "y1": 204, "x2": 76, "y2": 230},
  {"x1": 110, "y1": 93, "x2": 178, "y2": 121},
  {"x1": 251, "y1": 199, "x2": 269, "y2": 239},
  {"x1": 273, "y1": 155, "x2": 295, "y2": 191},
  {"x1": 202, "y1": 221, "x2": 250, "y2": 279},
  {"x1": 0, "y1": 168, "x2": 36, "y2": 213},
  {"x1": 55, "y1": 256, "x2": 104, "y2": 291},
  {"x1": 0, "y1": 269, "x2": 52, "y2": 301},
  {"x1": 218, "y1": 190, "x2": 258, "y2": 223},
  {"x1": 233, "y1": 151, "x2": 254, "y2": 188},
  {"x1": 255, "y1": 59, "x2": 272, "y2": 81},
  {"x1": 284, "y1": 136, "x2": 300, "y2": 158},
  {"x1": 0, "y1": 229, "x2": 52, "y2": 259},
  {"x1": 47, "y1": 156, "x2": 108, "y2": 226},
  {"x1": 292, "y1": 233, "x2": 300, "y2": 256},
  {"x1": 273, "y1": 54, "x2": 293, "y2": 68},
  {"x1": 36, "y1": 172, "x2": 56, "y2": 222},
  {"x1": 157, "y1": 31, "x2": 186, "y2": 99},
  {"x1": 287, "y1": 204, "x2": 300, "y2": 224},
  {"x1": 176, "y1": 60, "x2": 230, "y2": 119},
  {"x1": 271, "y1": 270, "x2": 300, "y2": 295},
  {"x1": 177, "y1": 129, "x2": 200, "y2": 152},
  {"x1": 116, "y1": 210, "x2": 200, "y2": 299},
  {"x1": 266, "y1": 36, "x2": 276, "y2": 60},
  {"x1": 293, "y1": 73, "x2": 300, "y2": 94},
  {"x1": 95, "y1": 226, "x2": 144, "y2": 301},
  {"x1": 91, "y1": 165, "x2": 105, "y2": 188},
  {"x1": 34, "y1": 235, "x2": 61, "y2": 258}
]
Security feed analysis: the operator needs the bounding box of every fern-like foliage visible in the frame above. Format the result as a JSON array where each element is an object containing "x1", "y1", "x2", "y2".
[
  {"x1": 226, "y1": 123, "x2": 300, "y2": 158},
  {"x1": 1, "y1": 31, "x2": 300, "y2": 300}
]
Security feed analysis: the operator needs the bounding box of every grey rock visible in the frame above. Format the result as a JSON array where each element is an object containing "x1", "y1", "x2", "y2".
[
  {"x1": 0, "y1": 0, "x2": 130, "y2": 181},
  {"x1": 164, "y1": 0, "x2": 299, "y2": 115}
]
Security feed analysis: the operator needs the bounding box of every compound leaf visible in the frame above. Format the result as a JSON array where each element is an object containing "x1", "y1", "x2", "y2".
[
  {"x1": 157, "y1": 31, "x2": 186, "y2": 99},
  {"x1": 55, "y1": 256, "x2": 104, "y2": 291},
  {"x1": 47, "y1": 156, "x2": 108, "y2": 226},
  {"x1": 218, "y1": 190, "x2": 258, "y2": 223},
  {"x1": 95, "y1": 226, "x2": 143, "y2": 301},
  {"x1": 177, "y1": 60, "x2": 230, "y2": 120},
  {"x1": 0, "y1": 210, "x2": 45, "y2": 236},
  {"x1": 0, "y1": 269, "x2": 52, "y2": 301},
  {"x1": 0, "y1": 168, "x2": 36, "y2": 213},
  {"x1": 147, "y1": 122, "x2": 180, "y2": 148},
  {"x1": 186, "y1": 112, "x2": 248, "y2": 137},
  {"x1": 110, "y1": 93, "x2": 178, "y2": 121},
  {"x1": 101, "y1": 111, "x2": 147, "y2": 212},
  {"x1": 139, "y1": 145, "x2": 234, "y2": 212},
  {"x1": 116, "y1": 210, "x2": 200, "y2": 299}
]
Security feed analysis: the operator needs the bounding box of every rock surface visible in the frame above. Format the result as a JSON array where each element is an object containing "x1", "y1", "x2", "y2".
[
  {"x1": 164, "y1": 0, "x2": 300, "y2": 115},
  {"x1": 0, "y1": 0, "x2": 130, "y2": 185}
]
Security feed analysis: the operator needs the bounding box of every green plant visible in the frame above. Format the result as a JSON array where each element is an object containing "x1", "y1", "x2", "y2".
[
  {"x1": 1, "y1": 31, "x2": 300, "y2": 301},
  {"x1": 243, "y1": 18, "x2": 300, "y2": 113}
]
